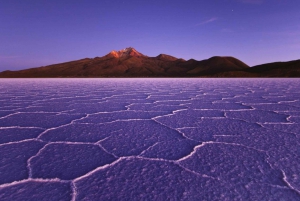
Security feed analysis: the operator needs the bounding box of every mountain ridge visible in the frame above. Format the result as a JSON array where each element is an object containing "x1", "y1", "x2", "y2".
[{"x1": 0, "y1": 47, "x2": 299, "y2": 77}]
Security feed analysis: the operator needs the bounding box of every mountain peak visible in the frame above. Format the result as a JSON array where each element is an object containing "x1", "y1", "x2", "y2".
[
  {"x1": 156, "y1": 54, "x2": 179, "y2": 61},
  {"x1": 109, "y1": 47, "x2": 144, "y2": 58}
]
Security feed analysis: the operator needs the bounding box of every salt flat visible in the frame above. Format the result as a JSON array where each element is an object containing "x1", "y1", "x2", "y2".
[{"x1": 0, "y1": 78, "x2": 300, "y2": 200}]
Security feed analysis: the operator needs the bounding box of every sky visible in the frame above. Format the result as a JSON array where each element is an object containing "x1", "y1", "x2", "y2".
[{"x1": 0, "y1": 0, "x2": 300, "y2": 71}]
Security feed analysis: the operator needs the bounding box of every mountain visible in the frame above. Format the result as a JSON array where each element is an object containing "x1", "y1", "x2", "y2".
[{"x1": 0, "y1": 47, "x2": 298, "y2": 77}]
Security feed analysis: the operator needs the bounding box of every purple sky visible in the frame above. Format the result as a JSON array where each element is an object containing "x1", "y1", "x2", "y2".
[{"x1": 0, "y1": 0, "x2": 299, "y2": 71}]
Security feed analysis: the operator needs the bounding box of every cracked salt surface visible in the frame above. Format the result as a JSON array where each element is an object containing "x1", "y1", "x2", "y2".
[{"x1": 0, "y1": 78, "x2": 300, "y2": 200}]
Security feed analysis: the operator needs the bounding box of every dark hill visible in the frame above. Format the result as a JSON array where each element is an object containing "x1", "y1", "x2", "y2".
[
  {"x1": 212, "y1": 59, "x2": 300, "y2": 77},
  {"x1": 248, "y1": 59, "x2": 300, "y2": 77},
  {"x1": 186, "y1": 56, "x2": 249, "y2": 75}
]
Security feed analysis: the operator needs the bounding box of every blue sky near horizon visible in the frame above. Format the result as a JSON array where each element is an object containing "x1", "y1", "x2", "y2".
[{"x1": 0, "y1": 0, "x2": 299, "y2": 71}]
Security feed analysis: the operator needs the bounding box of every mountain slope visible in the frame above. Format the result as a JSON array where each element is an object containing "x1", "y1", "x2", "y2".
[
  {"x1": 1, "y1": 47, "x2": 283, "y2": 78},
  {"x1": 212, "y1": 59, "x2": 300, "y2": 77}
]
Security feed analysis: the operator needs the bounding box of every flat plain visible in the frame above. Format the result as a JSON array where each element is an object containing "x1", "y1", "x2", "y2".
[{"x1": 0, "y1": 78, "x2": 300, "y2": 200}]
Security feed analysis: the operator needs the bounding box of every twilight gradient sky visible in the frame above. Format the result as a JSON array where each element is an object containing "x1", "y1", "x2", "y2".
[{"x1": 0, "y1": 0, "x2": 300, "y2": 71}]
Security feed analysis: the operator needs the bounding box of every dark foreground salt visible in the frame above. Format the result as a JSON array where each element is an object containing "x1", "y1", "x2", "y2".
[{"x1": 0, "y1": 78, "x2": 300, "y2": 200}]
